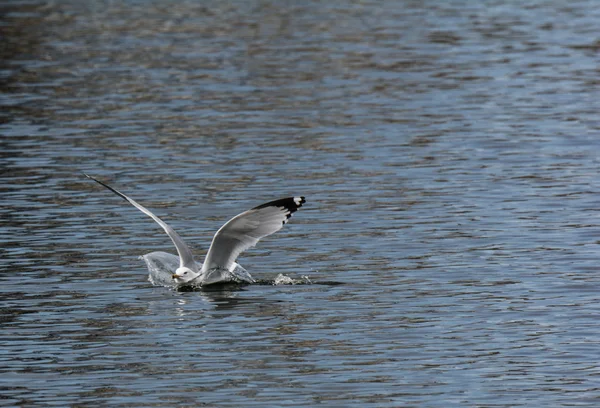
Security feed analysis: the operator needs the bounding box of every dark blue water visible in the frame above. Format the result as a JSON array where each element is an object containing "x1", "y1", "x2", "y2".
[{"x1": 2, "y1": 1, "x2": 600, "y2": 406}]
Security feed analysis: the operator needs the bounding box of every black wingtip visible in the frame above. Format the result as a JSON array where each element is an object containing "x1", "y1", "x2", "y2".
[
  {"x1": 252, "y1": 196, "x2": 306, "y2": 224},
  {"x1": 253, "y1": 196, "x2": 305, "y2": 210},
  {"x1": 85, "y1": 173, "x2": 129, "y2": 202}
]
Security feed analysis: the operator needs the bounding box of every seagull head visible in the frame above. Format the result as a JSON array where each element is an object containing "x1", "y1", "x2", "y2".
[{"x1": 172, "y1": 267, "x2": 199, "y2": 283}]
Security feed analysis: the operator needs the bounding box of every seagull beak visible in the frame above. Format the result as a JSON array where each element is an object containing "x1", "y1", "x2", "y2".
[{"x1": 172, "y1": 274, "x2": 180, "y2": 280}]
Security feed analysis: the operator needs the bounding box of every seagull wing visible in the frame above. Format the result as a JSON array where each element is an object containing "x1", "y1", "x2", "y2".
[
  {"x1": 203, "y1": 197, "x2": 306, "y2": 272},
  {"x1": 85, "y1": 174, "x2": 198, "y2": 272}
]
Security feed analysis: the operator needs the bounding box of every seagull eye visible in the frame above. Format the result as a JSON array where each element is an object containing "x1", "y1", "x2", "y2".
[{"x1": 184, "y1": 272, "x2": 188, "y2": 275}]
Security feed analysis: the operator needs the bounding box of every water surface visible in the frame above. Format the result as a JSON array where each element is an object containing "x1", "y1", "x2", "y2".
[{"x1": 2, "y1": 1, "x2": 600, "y2": 406}]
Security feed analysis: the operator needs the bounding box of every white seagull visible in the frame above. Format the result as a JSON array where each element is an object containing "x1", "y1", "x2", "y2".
[{"x1": 85, "y1": 174, "x2": 305, "y2": 286}]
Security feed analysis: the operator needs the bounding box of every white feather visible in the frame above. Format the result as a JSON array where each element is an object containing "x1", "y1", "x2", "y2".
[
  {"x1": 203, "y1": 198, "x2": 305, "y2": 272},
  {"x1": 85, "y1": 174, "x2": 198, "y2": 272}
]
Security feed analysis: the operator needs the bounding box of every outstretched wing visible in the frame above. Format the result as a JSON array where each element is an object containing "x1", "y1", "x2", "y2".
[
  {"x1": 203, "y1": 197, "x2": 306, "y2": 272},
  {"x1": 85, "y1": 174, "x2": 198, "y2": 272}
]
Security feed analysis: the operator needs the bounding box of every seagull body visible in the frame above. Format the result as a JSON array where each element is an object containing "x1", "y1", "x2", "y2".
[{"x1": 85, "y1": 174, "x2": 305, "y2": 286}]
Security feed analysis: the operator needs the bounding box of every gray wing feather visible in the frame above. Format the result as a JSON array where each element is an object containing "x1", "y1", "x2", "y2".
[
  {"x1": 203, "y1": 197, "x2": 305, "y2": 272},
  {"x1": 85, "y1": 174, "x2": 198, "y2": 272}
]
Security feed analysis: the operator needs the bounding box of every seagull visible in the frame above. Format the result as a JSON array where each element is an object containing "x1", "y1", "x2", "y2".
[{"x1": 85, "y1": 174, "x2": 305, "y2": 286}]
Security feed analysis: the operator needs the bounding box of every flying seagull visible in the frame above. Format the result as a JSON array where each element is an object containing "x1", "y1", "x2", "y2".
[{"x1": 85, "y1": 174, "x2": 305, "y2": 286}]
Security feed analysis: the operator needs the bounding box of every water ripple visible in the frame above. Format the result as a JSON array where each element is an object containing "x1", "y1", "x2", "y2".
[{"x1": 2, "y1": 0, "x2": 600, "y2": 406}]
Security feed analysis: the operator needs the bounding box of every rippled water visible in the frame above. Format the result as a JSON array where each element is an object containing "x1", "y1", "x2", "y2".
[{"x1": 3, "y1": 1, "x2": 600, "y2": 406}]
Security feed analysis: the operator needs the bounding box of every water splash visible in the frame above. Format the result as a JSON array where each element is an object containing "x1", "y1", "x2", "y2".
[
  {"x1": 140, "y1": 251, "x2": 254, "y2": 288},
  {"x1": 272, "y1": 274, "x2": 313, "y2": 285}
]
